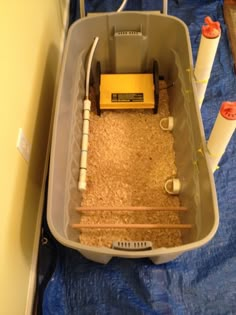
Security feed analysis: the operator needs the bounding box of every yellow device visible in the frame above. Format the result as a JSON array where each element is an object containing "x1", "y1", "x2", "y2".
[
  {"x1": 100, "y1": 73, "x2": 155, "y2": 110},
  {"x1": 94, "y1": 60, "x2": 159, "y2": 115}
]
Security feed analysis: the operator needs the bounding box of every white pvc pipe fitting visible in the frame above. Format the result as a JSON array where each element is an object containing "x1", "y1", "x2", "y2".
[
  {"x1": 164, "y1": 178, "x2": 181, "y2": 195},
  {"x1": 160, "y1": 116, "x2": 174, "y2": 131}
]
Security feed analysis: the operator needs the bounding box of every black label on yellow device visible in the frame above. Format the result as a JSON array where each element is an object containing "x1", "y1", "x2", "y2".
[{"x1": 111, "y1": 93, "x2": 144, "y2": 102}]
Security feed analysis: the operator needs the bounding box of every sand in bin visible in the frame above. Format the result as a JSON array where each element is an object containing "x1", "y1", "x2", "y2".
[{"x1": 78, "y1": 82, "x2": 183, "y2": 248}]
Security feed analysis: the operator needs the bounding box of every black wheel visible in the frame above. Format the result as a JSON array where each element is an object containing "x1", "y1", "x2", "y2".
[
  {"x1": 94, "y1": 61, "x2": 101, "y2": 115},
  {"x1": 153, "y1": 60, "x2": 159, "y2": 114}
]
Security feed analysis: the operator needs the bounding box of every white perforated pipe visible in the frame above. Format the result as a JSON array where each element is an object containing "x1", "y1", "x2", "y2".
[
  {"x1": 78, "y1": 37, "x2": 99, "y2": 191},
  {"x1": 78, "y1": 99, "x2": 91, "y2": 191}
]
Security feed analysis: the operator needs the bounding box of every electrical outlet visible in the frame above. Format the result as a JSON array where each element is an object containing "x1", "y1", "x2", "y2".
[{"x1": 16, "y1": 128, "x2": 31, "y2": 162}]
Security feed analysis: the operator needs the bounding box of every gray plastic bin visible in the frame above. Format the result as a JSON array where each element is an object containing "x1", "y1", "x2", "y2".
[{"x1": 47, "y1": 12, "x2": 219, "y2": 264}]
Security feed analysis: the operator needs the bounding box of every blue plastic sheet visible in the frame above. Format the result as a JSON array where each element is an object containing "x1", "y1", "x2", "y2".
[{"x1": 43, "y1": 1, "x2": 236, "y2": 314}]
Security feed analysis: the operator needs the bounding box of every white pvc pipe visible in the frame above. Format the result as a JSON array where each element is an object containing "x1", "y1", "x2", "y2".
[
  {"x1": 80, "y1": 0, "x2": 85, "y2": 18},
  {"x1": 163, "y1": 0, "x2": 168, "y2": 15},
  {"x1": 78, "y1": 37, "x2": 99, "y2": 191},
  {"x1": 117, "y1": 0, "x2": 128, "y2": 12},
  {"x1": 194, "y1": 17, "x2": 221, "y2": 108},
  {"x1": 85, "y1": 37, "x2": 99, "y2": 99},
  {"x1": 78, "y1": 99, "x2": 91, "y2": 191},
  {"x1": 207, "y1": 101, "x2": 236, "y2": 172}
]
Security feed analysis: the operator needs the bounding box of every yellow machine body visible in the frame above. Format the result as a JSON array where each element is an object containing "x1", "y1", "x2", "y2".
[{"x1": 100, "y1": 73, "x2": 155, "y2": 109}]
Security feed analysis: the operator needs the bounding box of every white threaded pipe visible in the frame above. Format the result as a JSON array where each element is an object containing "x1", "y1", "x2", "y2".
[
  {"x1": 78, "y1": 99, "x2": 91, "y2": 191},
  {"x1": 78, "y1": 37, "x2": 99, "y2": 191},
  {"x1": 194, "y1": 16, "x2": 221, "y2": 108},
  {"x1": 207, "y1": 101, "x2": 236, "y2": 172}
]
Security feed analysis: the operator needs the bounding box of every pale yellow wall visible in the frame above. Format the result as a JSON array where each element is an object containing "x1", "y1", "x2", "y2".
[{"x1": 0, "y1": 1, "x2": 68, "y2": 314}]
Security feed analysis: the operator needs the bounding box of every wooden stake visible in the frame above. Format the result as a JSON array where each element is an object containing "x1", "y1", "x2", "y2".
[
  {"x1": 72, "y1": 223, "x2": 192, "y2": 229},
  {"x1": 76, "y1": 206, "x2": 188, "y2": 212}
]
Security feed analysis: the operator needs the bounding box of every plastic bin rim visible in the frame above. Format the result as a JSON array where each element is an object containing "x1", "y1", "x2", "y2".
[
  {"x1": 68, "y1": 11, "x2": 191, "y2": 36},
  {"x1": 47, "y1": 208, "x2": 219, "y2": 259}
]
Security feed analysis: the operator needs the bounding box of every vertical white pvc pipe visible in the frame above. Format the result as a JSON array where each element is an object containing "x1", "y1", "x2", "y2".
[
  {"x1": 78, "y1": 37, "x2": 99, "y2": 191},
  {"x1": 163, "y1": 0, "x2": 168, "y2": 15},
  {"x1": 80, "y1": 0, "x2": 85, "y2": 18},
  {"x1": 194, "y1": 16, "x2": 221, "y2": 108},
  {"x1": 78, "y1": 99, "x2": 91, "y2": 191},
  {"x1": 207, "y1": 101, "x2": 236, "y2": 172}
]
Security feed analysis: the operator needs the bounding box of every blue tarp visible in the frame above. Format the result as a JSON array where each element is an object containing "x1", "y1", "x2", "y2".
[{"x1": 43, "y1": 1, "x2": 236, "y2": 314}]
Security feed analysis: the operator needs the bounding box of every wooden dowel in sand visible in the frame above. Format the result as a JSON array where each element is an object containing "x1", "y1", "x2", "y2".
[
  {"x1": 76, "y1": 206, "x2": 188, "y2": 212},
  {"x1": 72, "y1": 223, "x2": 192, "y2": 229}
]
